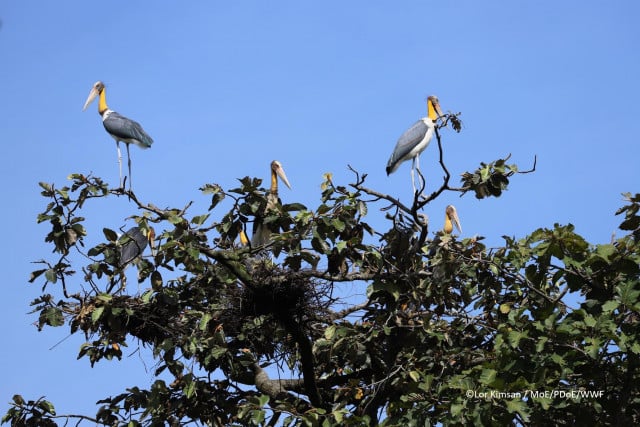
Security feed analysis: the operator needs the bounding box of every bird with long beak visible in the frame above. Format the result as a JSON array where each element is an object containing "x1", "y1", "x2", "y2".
[
  {"x1": 251, "y1": 160, "x2": 292, "y2": 248},
  {"x1": 386, "y1": 95, "x2": 444, "y2": 194},
  {"x1": 443, "y1": 205, "x2": 462, "y2": 235},
  {"x1": 83, "y1": 81, "x2": 154, "y2": 192}
]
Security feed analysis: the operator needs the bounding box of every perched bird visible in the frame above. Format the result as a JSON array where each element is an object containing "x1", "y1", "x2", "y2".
[
  {"x1": 118, "y1": 226, "x2": 156, "y2": 268},
  {"x1": 83, "y1": 81, "x2": 154, "y2": 191},
  {"x1": 252, "y1": 160, "x2": 291, "y2": 248},
  {"x1": 443, "y1": 205, "x2": 462, "y2": 235},
  {"x1": 386, "y1": 95, "x2": 444, "y2": 193}
]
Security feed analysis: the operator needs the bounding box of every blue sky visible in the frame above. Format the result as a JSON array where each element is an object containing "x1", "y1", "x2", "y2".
[{"x1": 2, "y1": 1, "x2": 640, "y2": 420}]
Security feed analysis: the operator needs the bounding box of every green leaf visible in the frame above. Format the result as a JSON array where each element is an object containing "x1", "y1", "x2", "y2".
[
  {"x1": 257, "y1": 394, "x2": 270, "y2": 406},
  {"x1": 184, "y1": 379, "x2": 196, "y2": 398},
  {"x1": 479, "y1": 369, "x2": 497, "y2": 386},
  {"x1": 44, "y1": 269, "x2": 57, "y2": 284},
  {"x1": 103, "y1": 228, "x2": 118, "y2": 242},
  {"x1": 37, "y1": 399, "x2": 56, "y2": 415},
  {"x1": 199, "y1": 312, "x2": 212, "y2": 331},
  {"x1": 42, "y1": 307, "x2": 64, "y2": 327},
  {"x1": 191, "y1": 214, "x2": 210, "y2": 225},
  {"x1": 92, "y1": 306, "x2": 105, "y2": 323},
  {"x1": 505, "y1": 399, "x2": 529, "y2": 419}
]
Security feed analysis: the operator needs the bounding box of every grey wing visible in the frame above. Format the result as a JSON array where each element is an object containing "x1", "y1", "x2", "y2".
[
  {"x1": 118, "y1": 227, "x2": 148, "y2": 267},
  {"x1": 104, "y1": 112, "x2": 154, "y2": 148},
  {"x1": 386, "y1": 120, "x2": 430, "y2": 171}
]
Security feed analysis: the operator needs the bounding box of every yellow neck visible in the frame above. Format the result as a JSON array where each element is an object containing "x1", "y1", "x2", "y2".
[
  {"x1": 239, "y1": 229, "x2": 249, "y2": 246},
  {"x1": 444, "y1": 214, "x2": 453, "y2": 234},
  {"x1": 427, "y1": 99, "x2": 437, "y2": 121},
  {"x1": 98, "y1": 88, "x2": 109, "y2": 114},
  {"x1": 270, "y1": 170, "x2": 278, "y2": 193}
]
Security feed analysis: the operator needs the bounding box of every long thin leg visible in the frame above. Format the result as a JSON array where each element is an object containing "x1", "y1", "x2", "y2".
[
  {"x1": 116, "y1": 141, "x2": 123, "y2": 188},
  {"x1": 411, "y1": 157, "x2": 416, "y2": 194},
  {"x1": 126, "y1": 143, "x2": 132, "y2": 192},
  {"x1": 415, "y1": 155, "x2": 425, "y2": 191}
]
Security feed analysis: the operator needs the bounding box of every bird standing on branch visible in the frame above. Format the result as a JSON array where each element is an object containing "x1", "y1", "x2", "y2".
[
  {"x1": 386, "y1": 95, "x2": 444, "y2": 194},
  {"x1": 83, "y1": 81, "x2": 154, "y2": 192}
]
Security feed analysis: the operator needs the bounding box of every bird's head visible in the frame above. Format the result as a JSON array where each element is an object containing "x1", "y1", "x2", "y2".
[
  {"x1": 427, "y1": 95, "x2": 444, "y2": 122},
  {"x1": 444, "y1": 205, "x2": 462, "y2": 234},
  {"x1": 271, "y1": 160, "x2": 291, "y2": 190},
  {"x1": 82, "y1": 81, "x2": 106, "y2": 112}
]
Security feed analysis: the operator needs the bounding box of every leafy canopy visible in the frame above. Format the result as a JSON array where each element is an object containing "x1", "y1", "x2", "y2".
[{"x1": 5, "y1": 116, "x2": 640, "y2": 426}]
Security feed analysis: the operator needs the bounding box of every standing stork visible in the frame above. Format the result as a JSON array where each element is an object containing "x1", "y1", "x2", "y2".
[
  {"x1": 443, "y1": 205, "x2": 462, "y2": 235},
  {"x1": 386, "y1": 95, "x2": 444, "y2": 193},
  {"x1": 251, "y1": 160, "x2": 291, "y2": 248},
  {"x1": 83, "y1": 81, "x2": 154, "y2": 192}
]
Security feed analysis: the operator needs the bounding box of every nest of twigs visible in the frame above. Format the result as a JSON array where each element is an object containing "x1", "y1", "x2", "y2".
[{"x1": 217, "y1": 261, "x2": 332, "y2": 358}]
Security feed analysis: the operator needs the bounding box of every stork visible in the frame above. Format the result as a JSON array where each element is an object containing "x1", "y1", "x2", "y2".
[
  {"x1": 83, "y1": 81, "x2": 154, "y2": 192},
  {"x1": 386, "y1": 95, "x2": 444, "y2": 193},
  {"x1": 251, "y1": 160, "x2": 291, "y2": 248},
  {"x1": 443, "y1": 205, "x2": 462, "y2": 235}
]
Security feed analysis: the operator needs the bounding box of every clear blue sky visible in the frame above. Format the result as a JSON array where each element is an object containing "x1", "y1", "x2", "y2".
[{"x1": 1, "y1": 1, "x2": 639, "y2": 420}]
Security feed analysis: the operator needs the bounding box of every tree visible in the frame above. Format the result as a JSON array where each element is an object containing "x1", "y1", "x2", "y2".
[{"x1": 4, "y1": 113, "x2": 640, "y2": 426}]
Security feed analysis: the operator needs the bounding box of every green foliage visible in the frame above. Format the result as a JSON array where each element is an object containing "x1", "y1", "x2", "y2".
[{"x1": 6, "y1": 133, "x2": 640, "y2": 426}]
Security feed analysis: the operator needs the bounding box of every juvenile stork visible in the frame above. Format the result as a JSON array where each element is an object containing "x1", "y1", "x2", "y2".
[
  {"x1": 83, "y1": 81, "x2": 154, "y2": 191},
  {"x1": 118, "y1": 226, "x2": 156, "y2": 268},
  {"x1": 443, "y1": 205, "x2": 462, "y2": 235},
  {"x1": 386, "y1": 95, "x2": 444, "y2": 193},
  {"x1": 251, "y1": 160, "x2": 291, "y2": 248}
]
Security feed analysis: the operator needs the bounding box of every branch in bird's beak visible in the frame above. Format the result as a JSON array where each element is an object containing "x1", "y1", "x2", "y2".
[{"x1": 82, "y1": 87, "x2": 99, "y2": 111}]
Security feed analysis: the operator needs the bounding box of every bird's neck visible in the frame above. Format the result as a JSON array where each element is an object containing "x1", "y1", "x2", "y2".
[
  {"x1": 98, "y1": 89, "x2": 109, "y2": 115},
  {"x1": 427, "y1": 100, "x2": 437, "y2": 122},
  {"x1": 270, "y1": 171, "x2": 278, "y2": 194},
  {"x1": 444, "y1": 215, "x2": 453, "y2": 234}
]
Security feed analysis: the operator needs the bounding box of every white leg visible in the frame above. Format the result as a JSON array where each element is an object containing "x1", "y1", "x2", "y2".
[
  {"x1": 415, "y1": 155, "x2": 424, "y2": 191},
  {"x1": 411, "y1": 158, "x2": 416, "y2": 194},
  {"x1": 126, "y1": 143, "x2": 132, "y2": 192},
  {"x1": 116, "y1": 142, "x2": 123, "y2": 188}
]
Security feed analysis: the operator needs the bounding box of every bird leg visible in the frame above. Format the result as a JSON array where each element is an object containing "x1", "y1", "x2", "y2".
[
  {"x1": 411, "y1": 158, "x2": 417, "y2": 195},
  {"x1": 126, "y1": 143, "x2": 133, "y2": 193},
  {"x1": 116, "y1": 141, "x2": 124, "y2": 189},
  {"x1": 415, "y1": 155, "x2": 425, "y2": 191}
]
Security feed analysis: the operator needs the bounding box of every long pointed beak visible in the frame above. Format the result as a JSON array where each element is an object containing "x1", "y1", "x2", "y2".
[
  {"x1": 82, "y1": 87, "x2": 99, "y2": 111},
  {"x1": 433, "y1": 100, "x2": 444, "y2": 121},
  {"x1": 447, "y1": 206, "x2": 462, "y2": 233},
  {"x1": 275, "y1": 164, "x2": 292, "y2": 189}
]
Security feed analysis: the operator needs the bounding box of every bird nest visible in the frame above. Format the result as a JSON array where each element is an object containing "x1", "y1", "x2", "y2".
[{"x1": 218, "y1": 262, "x2": 332, "y2": 358}]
